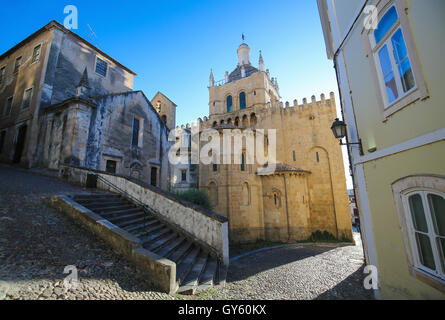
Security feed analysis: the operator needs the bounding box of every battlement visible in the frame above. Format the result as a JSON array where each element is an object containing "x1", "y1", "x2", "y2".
[{"x1": 176, "y1": 92, "x2": 336, "y2": 130}]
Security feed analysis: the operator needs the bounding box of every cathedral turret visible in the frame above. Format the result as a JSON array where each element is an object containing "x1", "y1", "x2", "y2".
[
  {"x1": 237, "y1": 36, "x2": 251, "y2": 66},
  {"x1": 209, "y1": 69, "x2": 214, "y2": 87},
  {"x1": 259, "y1": 50, "x2": 265, "y2": 72}
]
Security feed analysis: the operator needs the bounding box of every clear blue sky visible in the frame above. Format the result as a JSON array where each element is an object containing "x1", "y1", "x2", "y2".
[
  {"x1": 0, "y1": 0, "x2": 340, "y2": 124},
  {"x1": 0, "y1": 1, "x2": 352, "y2": 187}
]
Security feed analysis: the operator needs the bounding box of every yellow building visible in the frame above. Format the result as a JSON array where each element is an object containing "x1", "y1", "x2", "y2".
[
  {"x1": 194, "y1": 41, "x2": 352, "y2": 244},
  {"x1": 318, "y1": 0, "x2": 445, "y2": 299}
]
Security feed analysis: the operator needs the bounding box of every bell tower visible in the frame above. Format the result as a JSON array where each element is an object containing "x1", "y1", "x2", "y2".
[{"x1": 208, "y1": 39, "x2": 280, "y2": 117}]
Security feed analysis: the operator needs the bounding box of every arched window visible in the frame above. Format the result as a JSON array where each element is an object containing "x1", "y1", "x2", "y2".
[
  {"x1": 242, "y1": 182, "x2": 251, "y2": 206},
  {"x1": 239, "y1": 92, "x2": 246, "y2": 110},
  {"x1": 241, "y1": 152, "x2": 246, "y2": 172},
  {"x1": 227, "y1": 118, "x2": 233, "y2": 125},
  {"x1": 212, "y1": 121, "x2": 218, "y2": 128},
  {"x1": 161, "y1": 115, "x2": 167, "y2": 124},
  {"x1": 226, "y1": 95, "x2": 233, "y2": 113},
  {"x1": 250, "y1": 113, "x2": 257, "y2": 126},
  {"x1": 242, "y1": 115, "x2": 248, "y2": 127},
  {"x1": 234, "y1": 117, "x2": 240, "y2": 126}
]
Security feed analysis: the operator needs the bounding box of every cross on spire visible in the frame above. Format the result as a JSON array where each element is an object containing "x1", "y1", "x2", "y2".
[{"x1": 242, "y1": 33, "x2": 245, "y2": 42}]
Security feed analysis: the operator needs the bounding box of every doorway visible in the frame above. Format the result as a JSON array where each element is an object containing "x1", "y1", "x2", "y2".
[{"x1": 13, "y1": 125, "x2": 27, "y2": 164}]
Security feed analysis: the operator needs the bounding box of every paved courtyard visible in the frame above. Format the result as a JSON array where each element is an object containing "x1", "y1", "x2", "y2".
[{"x1": 0, "y1": 165, "x2": 374, "y2": 300}]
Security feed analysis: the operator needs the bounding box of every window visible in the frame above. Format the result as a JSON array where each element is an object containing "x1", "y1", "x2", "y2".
[
  {"x1": 316, "y1": 152, "x2": 320, "y2": 163},
  {"x1": 0, "y1": 67, "x2": 5, "y2": 83},
  {"x1": 95, "y1": 57, "x2": 108, "y2": 77},
  {"x1": 32, "y1": 44, "x2": 41, "y2": 63},
  {"x1": 4, "y1": 96, "x2": 13, "y2": 116},
  {"x1": 132, "y1": 117, "x2": 140, "y2": 147},
  {"x1": 14, "y1": 57, "x2": 22, "y2": 74},
  {"x1": 181, "y1": 169, "x2": 187, "y2": 182},
  {"x1": 364, "y1": 1, "x2": 428, "y2": 120},
  {"x1": 106, "y1": 160, "x2": 117, "y2": 174},
  {"x1": 241, "y1": 152, "x2": 246, "y2": 172},
  {"x1": 392, "y1": 175, "x2": 445, "y2": 292},
  {"x1": 22, "y1": 88, "x2": 33, "y2": 110},
  {"x1": 374, "y1": 7, "x2": 415, "y2": 105},
  {"x1": 226, "y1": 95, "x2": 233, "y2": 113},
  {"x1": 161, "y1": 115, "x2": 167, "y2": 124},
  {"x1": 403, "y1": 191, "x2": 445, "y2": 280},
  {"x1": 239, "y1": 92, "x2": 246, "y2": 110},
  {"x1": 151, "y1": 167, "x2": 158, "y2": 187},
  {"x1": 293, "y1": 151, "x2": 296, "y2": 162},
  {"x1": 213, "y1": 164, "x2": 218, "y2": 172},
  {"x1": 0, "y1": 130, "x2": 5, "y2": 154}
]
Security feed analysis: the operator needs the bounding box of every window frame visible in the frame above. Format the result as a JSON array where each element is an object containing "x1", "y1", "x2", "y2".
[
  {"x1": 392, "y1": 175, "x2": 445, "y2": 293},
  {"x1": 402, "y1": 189, "x2": 445, "y2": 280},
  {"x1": 131, "y1": 116, "x2": 144, "y2": 148},
  {"x1": 0, "y1": 66, "x2": 5, "y2": 83},
  {"x1": 4, "y1": 96, "x2": 14, "y2": 117},
  {"x1": 13, "y1": 56, "x2": 22, "y2": 74},
  {"x1": 32, "y1": 43, "x2": 42, "y2": 64},
  {"x1": 180, "y1": 169, "x2": 187, "y2": 182},
  {"x1": 226, "y1": 95, "x2": 233, "y2": 113},
  {"x1": 21, "y1": 87, "x2": 34, "y2": 110},
  {"x1": 94, "y1": 56, "x2": 108, "y2": 78},
  {"x1": 0, "y1": 130, "x2": 6, "y2": 154},
  {"x1": 362, "y1": 0, "x2": 429, "y2": 121}
]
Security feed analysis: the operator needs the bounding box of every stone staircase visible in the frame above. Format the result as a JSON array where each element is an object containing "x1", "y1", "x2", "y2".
[{"x1": 72, "y1": 193, "x2": 226, "y2": 294}]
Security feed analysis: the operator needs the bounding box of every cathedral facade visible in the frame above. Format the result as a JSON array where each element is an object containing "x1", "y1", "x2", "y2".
[{"x1": 185, "y1": 41, "x2": 353, "y2": 243}]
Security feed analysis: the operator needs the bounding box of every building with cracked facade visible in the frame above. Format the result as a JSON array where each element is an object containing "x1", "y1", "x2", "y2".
[{"x1": 0, "y1": 21, "x2": 171, "y2": 190}]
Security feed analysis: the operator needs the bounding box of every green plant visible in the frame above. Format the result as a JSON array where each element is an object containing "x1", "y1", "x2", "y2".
[
  {"x1": 171, "y1": 189, "x2": 211, "y2": 210},
  {"x1": 307, "y1": 230, "x2": 337, "y2": 242}
]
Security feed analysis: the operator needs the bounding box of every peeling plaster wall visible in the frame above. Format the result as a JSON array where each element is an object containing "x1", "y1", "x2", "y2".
[
  {"x1": 49, "y1": 29, "x2": 134, "y2": 106},
  {"x1": 87, "y1": 92, "x2": 170, "y2": 190}
]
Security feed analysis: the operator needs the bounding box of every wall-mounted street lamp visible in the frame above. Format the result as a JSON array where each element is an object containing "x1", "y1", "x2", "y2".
[{"x1": 331, "y1": 118, "x2": 364, "y2": 156}]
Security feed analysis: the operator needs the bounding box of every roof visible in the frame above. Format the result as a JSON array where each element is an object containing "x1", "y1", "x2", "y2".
[
  {"x1": 0, "y1": 20, "x2": 137, "y2": 76},
  {"x1": 228, "y1": 64, "x2": 258, "y2": 83},
  {"x1": 152, "y1": 91, "x2": 178, "y2": 107}
]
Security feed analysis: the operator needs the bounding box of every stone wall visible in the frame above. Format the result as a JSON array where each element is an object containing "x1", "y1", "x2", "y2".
[{"x1": 59, "y1": 165, "x2": 230, "y2": 265}]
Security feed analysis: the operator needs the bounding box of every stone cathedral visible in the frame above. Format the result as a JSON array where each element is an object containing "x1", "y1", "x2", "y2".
[{"x1": 172, "y1": 40, "x2": 353, "y2": 243}]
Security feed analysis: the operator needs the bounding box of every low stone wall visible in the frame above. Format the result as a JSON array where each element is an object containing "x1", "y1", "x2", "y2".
[
  {"x1": 50, "y1": 195, "x2": 176, "y2": 294},
  {"x1": 59, "y1": 165, "x2": 230, "y2": 266}
]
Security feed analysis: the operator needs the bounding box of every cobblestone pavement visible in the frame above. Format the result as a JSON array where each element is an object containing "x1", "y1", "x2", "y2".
[
  {"x1": 0, "y1": 165, "x2": 178, "y2": 300},
  {"x1": 0, "y1": 165, "x2": 374, "y2": 300},
  {"x1": 199, "y1": 233, "x2": 375, "y2": 300}
]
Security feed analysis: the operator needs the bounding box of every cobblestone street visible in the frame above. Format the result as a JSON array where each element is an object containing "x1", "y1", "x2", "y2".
[{"x1": 0, "y1": 165, "x2": 374, "y2": 300}]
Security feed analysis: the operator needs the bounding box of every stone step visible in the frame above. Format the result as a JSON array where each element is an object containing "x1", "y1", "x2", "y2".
[
  {"x1": 107, "y1": 211, "x2": 146, "y2": 223},
  {"x1": 101, "y1": 207, "x2": 141, "y2": 217},
  {"x1": 176, "y1": 246, "x2": 201, "y2": 284},
  {"x1": 132, "y1": 222, "x2": 164, "y2": 237},
  {"x1": 87, "y1": 203, "x2": 135, "y2": 212},
  {"x1": 177, "y1": 251, "x2": 209, "y2": 294},
  {"x1": 198, "y1": 256, "x2": 218, "y2": 286},
  {"x1": 116, "y1": 216, "x2": 148, "y2": 229},
  {"x1": 156, "y1": 236, "x2": 186, "y2": 257},
  {"x1": 140, "y1": 227, "x2": 171, "y2": 245},
  {"x1": 74, "y1": 194, "x2": 121, "y2": 202},
  {"x1": 144, "y1": 233, "x2": 177, "y2": 252},
  {"x1": 167, "y1": 240, "x2": 194, "y2": 263},
  {"x1": 125, "y1": 219, "x2": 159, "y2": 234}
]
